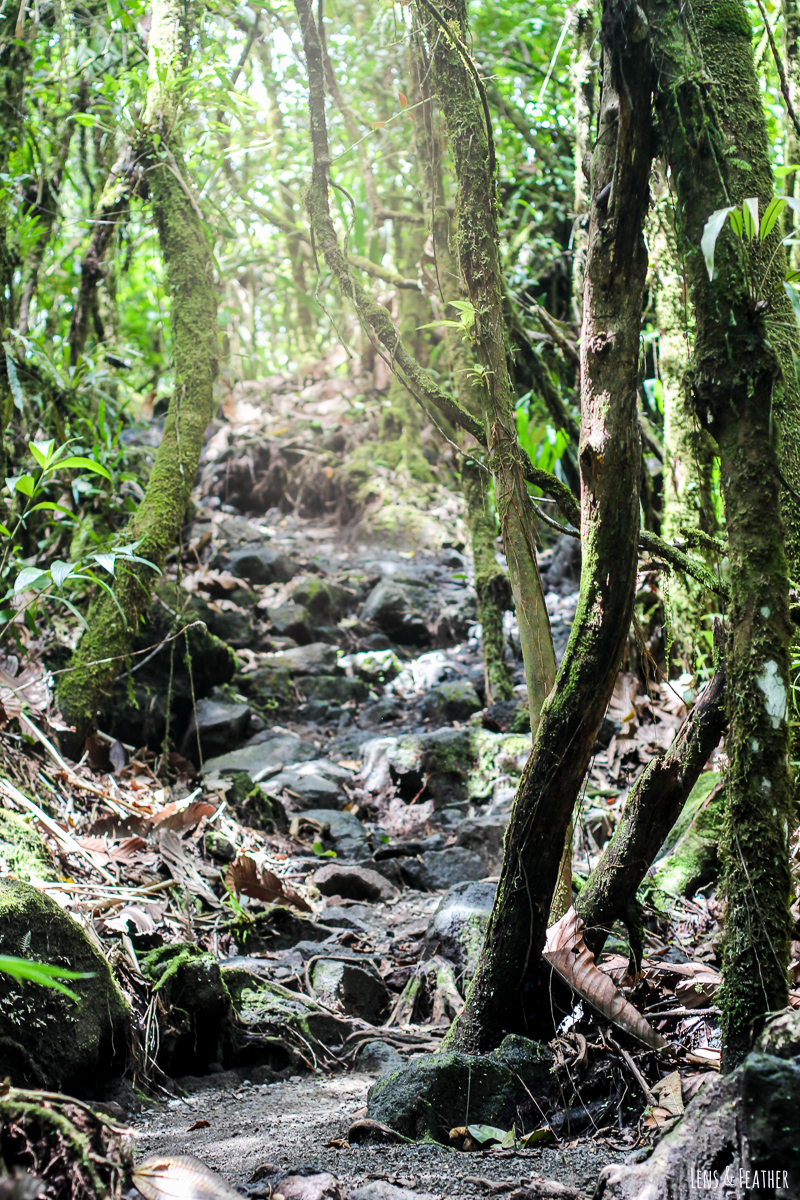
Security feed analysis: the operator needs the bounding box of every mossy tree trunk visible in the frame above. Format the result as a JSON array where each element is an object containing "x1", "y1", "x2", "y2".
[
  {"x1": 652, "y1": 0, "x2": 794, "y2": 1069},
  {"x1": 445, "y1": 0, "x2": 653, "y2": 1052},
  {"x1": 653, "y1": 209, "x2": 717, "y2": 670},
  {"x1": 407, "y1": 31, "x2": 516, "y2": 704},
  {"x1": 412, "y1": 0, "x2": 556, "y2": 732},
  {"x1": 57, "y1": 0, "x2": 219, "y2": 749},
  {"x1": 570, "y1": 0, "x2": 596, "y2": 326},
  {"x1": 0, "y1": 1, "x2": 28, "y2": 509}
]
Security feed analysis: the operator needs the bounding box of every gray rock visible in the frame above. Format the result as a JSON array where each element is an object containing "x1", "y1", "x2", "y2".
[
  {"x1": 287, "y1": 574, "x2": 353, "y2": 621},
  {"x1": 317, "y1": 907, "x2": 369, "y2": 933},
  {"x1": 351, "y1": 1183, "x2": 437, "y2": 1200},
  {"x1": 454, "y1": 814, "x2": 508, "y2": 873},
  {"x1": 180, "y1": 697, "x2": 251, "y2": 761},
  {"x1": 265, "y1": 769, "x2": 341, "y2": 810},
  {"x1": 267, "y1": 602, "x2": 313, "y2": 642},
  {"x1": 355, "y1": 1041, "x2": 405, "y2": 1077},
  {"x1": 420, "y1": 680, "x2": 483, "y2": 723},
  {"x1": 311, "y1": 862, "x2": 399, "y2": 902},
  {"x1": 301, "y1": 808, "x2": 371, "y2": 857},
  {"x1": 201, "y1": 734, "x2": 317, "y2": 779},
  {"x1": 246, "y1": 906, "x2": 338, "y2": 952},
  {"x1": 367, "y1": 1035, "x2": 553, "y2": 1141},
  {"x1": 362, "y1": 728, "x2": 474, "y2": 805},
  {"x1": 360, "y1": 578, "x2": 431, "y2": 644},
  {"x1": 311, "y1": 959, "x2": 390, "y2": 1023},
  {"x1": 205, "y1": 606, "x2": 254, "y2": 648},
  {"x1": 596, "y1": 1051, "x2": 800, "y2": 1199},
  {"x1": 341, "y1": 649, "x2": 403, "y2": 683},
  {"x1": 398, "y1": 847, "x2": 486, "y2": 891},
  {"x1": 260, "y1": 642, "x2": 339, "y2": 675},
  {"x1": 224, "y1": 543, "x2": 297, "y2": 585},
  {"x1": 424, "y1": 879, "x2": 497, "y2": 983}
]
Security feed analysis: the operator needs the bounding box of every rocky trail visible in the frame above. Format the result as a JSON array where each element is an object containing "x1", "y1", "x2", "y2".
[{"x1": 1, "y1": 372, "x2": 784, "y2": 1200}]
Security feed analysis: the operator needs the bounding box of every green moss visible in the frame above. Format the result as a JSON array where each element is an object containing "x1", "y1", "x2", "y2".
[
  {"x1": 0, "y1": 809, "x2": 59, "y2": 883},
  {"x1": 710, "y1": 1, "x2": 752, "y2": 37},
  {"x1": 141, "y1": 942, "x2": 237, "y2": 1073}
]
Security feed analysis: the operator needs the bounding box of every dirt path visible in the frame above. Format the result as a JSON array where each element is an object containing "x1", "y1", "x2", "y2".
[{"x1": 132, "y1": 1070, "x2": 620, "y2": 1198}]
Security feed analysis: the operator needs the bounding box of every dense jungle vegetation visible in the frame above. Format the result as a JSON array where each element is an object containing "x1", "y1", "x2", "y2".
[{"x1": 2, "y1": 0, "x2": 800, "y2": 1195}]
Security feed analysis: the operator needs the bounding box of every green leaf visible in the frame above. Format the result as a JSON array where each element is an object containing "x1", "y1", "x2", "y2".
[
  {"x1": 91, "y1": 553, "x2": 117, "y2": 575},
  {"x1": 742, "y1": 196, "x2": 758, "y2": 240},
  {"x1": 29, "y1": 439, "x2": 55, "y2": 469},
  {"x1": 50, "y1": 560, "x2": 78, "y2": 588},
  {"x1": 518, "y1": 1127, "x2": 556, "y2": 1146},
  {"x1": 729, "y1": 208, "x2": 743, "y2": 237},
  {"x1": 701, "y1": 207, "x2": 735, "y2": 280},
  {"x1": 4, "y1": 350, "x2": 23, "y2": 410},
  {"x1": 14, "y1": 566, "x2": 51, "y2": 592},
  {"x1": 466, "y1": 1124, "x2": 509, "y2": 1146},
  {"x1": 0, "y1": 955, "x2": 93, "y2": 1002},
  {"x1": 761, "y1": 197, "x2": 787, "y2": 239},
  {"x1": 28, "y1": 501, "x2": 76, "y2": 519},
  {"x1": 7, "y1": 474, "x2": 35, "y2": 497},
  {"x1": 47, "y1": 456, "x2": 112, "y2": 482}
]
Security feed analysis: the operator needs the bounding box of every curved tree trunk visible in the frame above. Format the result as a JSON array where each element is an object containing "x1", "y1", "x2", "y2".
[
  {"x1": 57, "y1": 0, "x2": 219, "y2": 749},
  {"x1": 444, "y1": 0, "x2": 653, "y2": 1053},
  {"x1": 652, "y1": 0, "x2": 794, "y2": 1070}
]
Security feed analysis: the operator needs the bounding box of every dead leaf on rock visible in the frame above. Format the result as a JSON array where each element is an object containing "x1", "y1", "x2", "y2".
[
  {"x1": 650, "y1": 1070, "x2": 684, "y2": 1116},
  {"x1": 186, "y1": 1120, "x2": 211, "y2": 1131},
  {"x1": 225, "y1": 854, "x2": 311, "y2": 913},
  {"x1": 133, "y1": 1154, "x2": 241, "y2": 1200},
  {"x1": 544, "y1": 908, "x2": 668, "y2": 1052}
]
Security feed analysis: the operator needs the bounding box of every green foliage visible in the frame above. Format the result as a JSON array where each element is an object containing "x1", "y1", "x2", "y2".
[{"x1": 0, "y1": 953, "x2": 93, "y2": 1002}]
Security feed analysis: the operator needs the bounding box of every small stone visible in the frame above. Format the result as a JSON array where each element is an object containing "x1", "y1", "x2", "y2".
[
  {"x1": 265, "y1": 769, "x2": 341, "y2": 810},
  {"x1": 201, "y1": 735, "x2": 317, "y2": 779},
  {"x1": 454, "y1": 814, "x2": 508, "y2": 873},
  {"x1": 224, "y1": 543, "x2": 298, "y2": 585},
  {"x1": 311, "y1": 959, "x2": 389, "y2": 1023},
  {"x1": 424, "y1": 879, "x2": 497, "y2": 982},
  {"x1": 354, "y1": 1041, "x2": 404, "y2": 1077},
  {"x1": 267, "y1": 602, "x2": 313, "y2": 642},
  {"x1": 420, "y1": 680, "x2": 483, "y2": 723},
  {"x1": 180, "y1": 697, "x2": 251, "y2": 761},
  {"x1": 311, "y1": 863, "x2": 399, "y2": 902},
  {"x1": 301, "y1": 808, "x2": 371, "y2": 858},
  {"x1": 360, "y1": 578, "x2": 430, "y2": 644},
  {"x1": 260, "y1": 642, "x2": 339, "y2": 675},
  {"x1": 204, "y1": 830, "x2": 237, "y2": 863},
  {"x1": 398, "y1": 847, "x2": 486, "y2": 891}
]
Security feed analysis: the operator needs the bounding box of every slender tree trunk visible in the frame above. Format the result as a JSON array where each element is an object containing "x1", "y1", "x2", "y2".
[
  {"x1": 57, "y1": 0, "x2": 219, "y2": 748},
  {"x1": 652, "y1": 0, "x2": 794, "y2": 1070},
  {"x1": 413, "y1": 0, "x2": 556, "y2": 732},
  {"x1": 653, "y1": 209, "x2": 717, "y2": 669},
  {"x1": 570, "y1": 0, "x2": 596, "y2": 326},
  {"x1": 0, "y1": 2, "x2": 28, "y2": 506},
  {"x1": 445, "y1": 0, "x2": 653, "y2": 1053},
  {"x1": 576, "y1": 654, "x2": 727, "y2": 967}
]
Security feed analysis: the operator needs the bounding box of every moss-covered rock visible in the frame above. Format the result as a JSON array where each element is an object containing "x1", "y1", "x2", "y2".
[
  {"x1": 644, "y1": 772, "x2": 724, "y2": 906},
  {"x1": 287, "y1": 574, "x2": 352, "y2": 622},
  {"x1": 0, "y1": 880, "x2": 129, "y2": 1094},
  {"x1": 223, "y1": 969, "x2": 350, "y2": 1054},
  {"x1": 141, "y1": 942, "x2": 237, "y2": 1075},
  {"x1": 224, "y1": 771, "x2": 287, "y2": 831},
  {"x1": 0, "y1": 810, "x2": 59, "y2": 884},
  {"x1": 421, "y1": 680, "x2": 483, "y2": 723},
  {"x1": 367, "y1": 1035, "x2": 553, "y2": 1141}
]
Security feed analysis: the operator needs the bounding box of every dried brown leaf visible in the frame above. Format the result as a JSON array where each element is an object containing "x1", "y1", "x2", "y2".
[
  {"x1": 133, "y1": 1154, "x2": 241, "y2": 1200},
  {"x1": 225, "y1": 854, "x2": 311, "y2": 913},
  {"x1": 544, "y1": 908, "x2": 668, "y2": 1052}
]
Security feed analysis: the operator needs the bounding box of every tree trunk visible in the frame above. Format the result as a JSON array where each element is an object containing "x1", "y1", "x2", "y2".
[
  {"x1": 0, "y1": 2, "x2": 28, "y2": 505},
  {"x1": 413, "y1": 0, "x2": 556, "y2": 732},
  {"x1": 652, "y1": 0, "x2": 794, "y2": 1069},
  {"x1": 570, "y1": 0, "x2": 596, "y2": 326},
  {"x1": 57, "y1": 0, "x2": 219, "y2": 749},
  {"x1": 444, "y1": 0, "x2": 653, "y2": 1053},
  {"x1": 576, "y1": 655, "x2": 727, "y2": 968},
  {"x1": 653, "y1": 208, "x2": 717, "y2": 669}
]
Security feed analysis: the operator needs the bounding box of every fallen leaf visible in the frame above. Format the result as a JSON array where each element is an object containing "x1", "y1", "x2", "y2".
[
  {"x1": 133, "y1": 1154, "x2": 241, "y2": 1200},
  {"x1": 544, "y1": 908, "x2": 668, "y2": 1052},
  {"x1": 225, "y1": 854, "x2": 311, "y2": 913},
  {"x1": 186, "y1": 1120, "x2": 211, "y2": 1131},
  {"x1": 651, "y1": 1069, "x2": 684, "y2": 1116}
]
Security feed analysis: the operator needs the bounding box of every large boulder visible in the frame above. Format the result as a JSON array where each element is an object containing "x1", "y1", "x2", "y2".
[
  {"x1": 367, "y1": 1035, "x2": 553, "y2": 1142},
  {"x1": 0, "y1": 880, "x2": 129, "y2": 1094}
]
